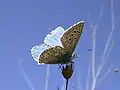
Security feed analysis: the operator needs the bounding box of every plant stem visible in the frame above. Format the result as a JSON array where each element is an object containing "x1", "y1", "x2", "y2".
[{"x1": 66, "y1": 79, "x2": 69, "y2": 90}]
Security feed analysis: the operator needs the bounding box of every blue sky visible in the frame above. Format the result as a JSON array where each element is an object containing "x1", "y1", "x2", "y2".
[{"x1": 0, "y1": 0, "x2": 120, "y2": 90}]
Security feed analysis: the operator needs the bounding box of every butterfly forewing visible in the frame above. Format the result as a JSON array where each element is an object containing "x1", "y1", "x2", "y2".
[
  {"x1": 44, "y1": 27, "x2": 65, "y2": 47},
  {"x1": 39, "y1": 46, "x2": 67, "y2": 64},
  {"x1": 60, "y1": 21, "x2": 84, "y2": 53}
]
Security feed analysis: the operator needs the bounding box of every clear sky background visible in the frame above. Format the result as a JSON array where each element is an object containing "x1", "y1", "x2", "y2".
[{"x1": 0, "y1": 0, "x2": 120, "y2": 90}]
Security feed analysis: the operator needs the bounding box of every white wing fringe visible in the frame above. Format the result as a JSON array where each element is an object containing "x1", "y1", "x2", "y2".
[{"x1": 31, "y1": 44, "x2": 51, "y2": 64}]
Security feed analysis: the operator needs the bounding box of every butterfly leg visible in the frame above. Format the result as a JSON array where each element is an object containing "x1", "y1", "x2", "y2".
[
  {"x1": 58, "y1": 64, "x2": 64, "y2": 69},
  {"x1": 66, "y1": 62, "x2": 75, "y2": 71},
  {"x1": 72, "y1": 53, "x2": 79, "y2": 59},
  {"x1": 58, "y1": 64, "x2": 62, "y2": 69}
]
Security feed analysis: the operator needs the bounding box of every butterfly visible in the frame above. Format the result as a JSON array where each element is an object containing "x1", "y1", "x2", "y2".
[{"x1": 31, "y1": 21, "x2": 84, "y2": 65}]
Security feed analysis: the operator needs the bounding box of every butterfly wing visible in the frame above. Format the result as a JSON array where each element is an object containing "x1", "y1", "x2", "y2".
[
  {"x1": 31, "y1": 44, "x2": 51, "y2": 64},
  {"x1": 39, "y1": 46, "x2": 69, "y2": 64},
  {"x1": 60, "y1": 21, "x2": 84, "y2": 53},
  {"x1": 44, "y1": 27, "x2": 65, "y2": 47}
]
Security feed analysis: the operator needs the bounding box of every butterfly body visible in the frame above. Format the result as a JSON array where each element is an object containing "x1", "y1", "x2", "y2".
[{"x1": 31, "y1": 21, "x2": 84, "y2": 65}]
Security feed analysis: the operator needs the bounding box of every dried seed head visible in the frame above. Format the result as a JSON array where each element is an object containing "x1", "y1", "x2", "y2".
[{"x1": 62, "y1": 64, "x2": 73, "y2": 80}]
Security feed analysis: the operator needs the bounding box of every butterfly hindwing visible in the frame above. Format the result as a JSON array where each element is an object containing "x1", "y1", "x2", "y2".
[
  {"x1": 31, "y1": 44, "x2": 51, "y2": 63},
  {"x1": 39, "y1": 46, "x2": 68, "y2": 64},
  {"x1": 60, "y1": 21, "x2": 84, "y2": 53}
]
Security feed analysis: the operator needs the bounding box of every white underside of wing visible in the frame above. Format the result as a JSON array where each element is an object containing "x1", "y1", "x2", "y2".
[
  {"x1": 44, "y1": 27, "x2": 65, "y2": 47},
  {"x1": 31, "y1": 44, "x2": 51, "y2": 64}
]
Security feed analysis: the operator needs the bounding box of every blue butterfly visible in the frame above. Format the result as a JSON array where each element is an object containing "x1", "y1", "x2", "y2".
[{"x1": 31, "y1": 21, "x2": 84, "y2": 65}]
